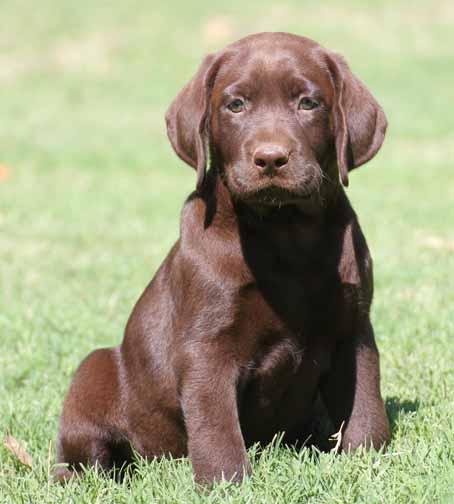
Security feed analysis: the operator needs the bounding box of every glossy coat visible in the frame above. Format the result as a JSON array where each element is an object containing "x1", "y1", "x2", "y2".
[{"x1": 56, "y1": 32, "x2": 390, "y2": 485}]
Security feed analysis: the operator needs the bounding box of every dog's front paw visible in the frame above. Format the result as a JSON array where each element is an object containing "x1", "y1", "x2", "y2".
[{"x1": 193, "y1": 454, "x2": 252, "y2": 485}]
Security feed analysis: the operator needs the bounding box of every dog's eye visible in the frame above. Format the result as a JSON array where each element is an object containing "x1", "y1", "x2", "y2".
[
  {"x1": 298, "y1": 97, "x2": 319, "y2": 110},
  {"x1": 227, "y1": 99, "x2": 245, "y2": 113}
]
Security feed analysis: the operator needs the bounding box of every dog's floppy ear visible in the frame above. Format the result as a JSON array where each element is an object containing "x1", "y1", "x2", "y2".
[
  {"x1": 326, "y1": 53, "x2": 387, "y2": 187},
  {"x1": 166, "y1": 53, "x2": 223, "y2": 190}
]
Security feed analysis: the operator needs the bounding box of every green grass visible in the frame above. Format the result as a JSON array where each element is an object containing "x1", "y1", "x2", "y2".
[{"x1": 1, "y1": 0, "x2": 454, "y2": 502}]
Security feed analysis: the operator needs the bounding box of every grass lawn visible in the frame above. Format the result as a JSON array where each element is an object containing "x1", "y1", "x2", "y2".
[{"x1": 1, "y1": 0, "x2": 454, "y2": 502}]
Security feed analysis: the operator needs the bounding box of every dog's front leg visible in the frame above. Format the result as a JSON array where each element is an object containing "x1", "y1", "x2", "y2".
[
  {"x1": 320, "y1": 316, "x2": 390, "y2": 451},
  {"x1": 179, "y1": 344, "x2": 251, "y2": 485}
]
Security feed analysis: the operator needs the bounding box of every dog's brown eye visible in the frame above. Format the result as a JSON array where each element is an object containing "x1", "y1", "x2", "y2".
[
  {"x1": 298, "y1": 97, "x2": 319, "y2": 110},
  {"x1": 227, "y1": 99, "x2": 245, "y2": 113}
]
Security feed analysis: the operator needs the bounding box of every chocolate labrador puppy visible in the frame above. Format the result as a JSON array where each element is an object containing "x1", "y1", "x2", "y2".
[{"x1": 55, "y1": 32, "x2": 390, "y2": 485}]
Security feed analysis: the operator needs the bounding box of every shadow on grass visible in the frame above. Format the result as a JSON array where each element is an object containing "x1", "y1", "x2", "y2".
[{"x1": 385, "y1": 396, "x2": 420, "y2": 432}]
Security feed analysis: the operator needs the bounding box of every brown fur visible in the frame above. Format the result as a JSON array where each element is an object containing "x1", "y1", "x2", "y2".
[{"x1": 55, "y1": 32, "x2": 390, "y2": 485}]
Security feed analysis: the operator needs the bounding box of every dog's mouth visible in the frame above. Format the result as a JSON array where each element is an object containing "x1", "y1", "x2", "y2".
[
  {"x1": 224, "y1": 161, "x2": 324, "y2": 209},
  {"x1": 241, "y1": 185, "x2": 314, "y2": 207}
]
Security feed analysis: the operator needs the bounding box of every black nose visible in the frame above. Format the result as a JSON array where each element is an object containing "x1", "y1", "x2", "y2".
[{"x1": 254, "y1": 144, "x2": 289, "y2": 172}]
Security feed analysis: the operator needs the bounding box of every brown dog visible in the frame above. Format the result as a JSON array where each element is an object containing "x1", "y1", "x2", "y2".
[{"x1": 55, "y1": 32, "x2": 390, "y2": 485}]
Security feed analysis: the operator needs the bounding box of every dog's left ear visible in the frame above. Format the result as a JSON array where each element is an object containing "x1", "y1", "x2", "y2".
[
  {"x1": 166, "y1": 53, "x2": 224, "y2": 190},
  {"x1": 326, "y1": 52, "x2": 388, "y2": 187}
]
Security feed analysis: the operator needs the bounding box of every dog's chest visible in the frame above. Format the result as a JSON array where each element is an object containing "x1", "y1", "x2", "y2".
[
  {"x1": 241, "y1": 253, "x2": 346, "y2": 338},
  {"x1": 238, "y1": 331, "x2": 330, "y2": 444},
  {"x1": 244, "y1": 333, "x2": 331, "y2": 398},
  {"x1": 235, "y1": 269, "x2": 352, "y2": 442}
]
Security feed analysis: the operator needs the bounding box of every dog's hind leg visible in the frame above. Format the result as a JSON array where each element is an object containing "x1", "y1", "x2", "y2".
[{"x1": 54, "y1": 347, "x2": 131, "y2": 482}]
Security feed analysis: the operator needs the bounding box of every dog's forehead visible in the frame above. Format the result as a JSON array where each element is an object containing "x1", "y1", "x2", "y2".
[{"x1": 214, "y1": 35, "x2": 332, "y2": 96}]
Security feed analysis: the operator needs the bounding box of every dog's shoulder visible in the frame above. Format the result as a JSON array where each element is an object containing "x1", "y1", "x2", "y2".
[{"x1": 179, "y1": 188, "x2": 250, "y2": 288}]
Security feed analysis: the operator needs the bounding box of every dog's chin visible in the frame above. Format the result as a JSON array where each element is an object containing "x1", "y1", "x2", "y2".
[{"x1": 230, "y1": 182, "x2": 317, "y2": 209}]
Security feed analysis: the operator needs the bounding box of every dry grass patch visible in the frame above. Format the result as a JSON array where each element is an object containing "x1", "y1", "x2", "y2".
[
  {"x1": 201, "y1": 15, "x2": 236, "y2": 47},
  {"x1": 418, "y1": 234, "x2": 454, "y2": 252}
]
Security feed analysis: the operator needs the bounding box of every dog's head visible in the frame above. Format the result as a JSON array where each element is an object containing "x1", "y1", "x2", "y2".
[{"x1": 166, "y1": 32, "x2": 387, "y2": 209}]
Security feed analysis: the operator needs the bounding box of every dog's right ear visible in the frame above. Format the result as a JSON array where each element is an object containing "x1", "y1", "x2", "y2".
[{"x1": 166, "y1": 53, "x2": 223, "y2": 190}]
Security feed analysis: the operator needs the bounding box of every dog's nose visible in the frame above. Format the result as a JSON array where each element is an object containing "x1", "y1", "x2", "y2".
[{"x1": 253, "y1": 144, "x2": 289, "y2": 172}]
